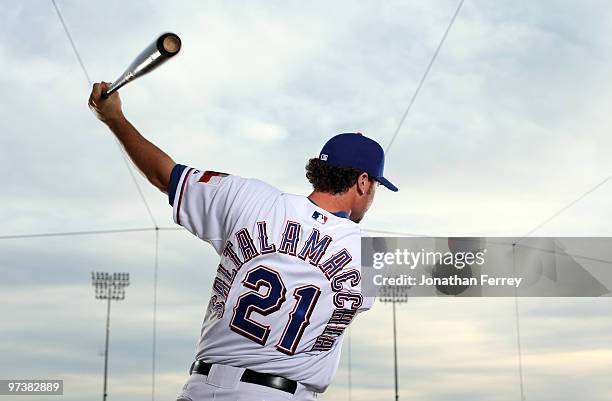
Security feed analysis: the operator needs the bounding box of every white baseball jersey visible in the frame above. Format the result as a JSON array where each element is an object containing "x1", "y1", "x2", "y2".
[{"x1": 169, "y1": 164, "x2": 373, "y2": 393}]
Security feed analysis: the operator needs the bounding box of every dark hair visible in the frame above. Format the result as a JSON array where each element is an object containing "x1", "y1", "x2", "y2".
[{"x1": 305, "y1": 158, "x2": 367, "y2": 194}]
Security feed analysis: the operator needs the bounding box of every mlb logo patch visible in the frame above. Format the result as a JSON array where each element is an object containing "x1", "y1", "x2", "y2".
[
  {"x1": 312, "y1": 211, "x2": 328, "y2": 224},
  {"x1": 320, "y1": 154, "x2": 328, "y2": 161}
]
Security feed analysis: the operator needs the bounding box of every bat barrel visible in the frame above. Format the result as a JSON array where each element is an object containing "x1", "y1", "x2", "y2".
[{"x1": 102, "y1": 32, "x2": 182, "y2": 98}]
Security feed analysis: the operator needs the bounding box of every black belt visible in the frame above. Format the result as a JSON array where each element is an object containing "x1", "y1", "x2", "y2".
[{"x1": 189, "y1": 360, "x2": 297, "y2": 395}]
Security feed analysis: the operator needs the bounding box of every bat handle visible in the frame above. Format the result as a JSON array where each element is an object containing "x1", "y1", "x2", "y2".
[
  {"x1": 102, "y1": 78, "x2": 128, "y2": 99},
  {"x1": 102, "y1": 85, "x2": 118, "y2": 99}
]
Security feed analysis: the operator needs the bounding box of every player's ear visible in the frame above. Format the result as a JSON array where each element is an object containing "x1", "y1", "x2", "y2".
[{"x1": 356, "y1": 172, "x2": 369, "y2": 196}]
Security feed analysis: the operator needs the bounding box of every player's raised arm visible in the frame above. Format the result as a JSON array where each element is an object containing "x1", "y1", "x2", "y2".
[{"x1": 87, "y1": 82, "x2": 175, "y2": 193}]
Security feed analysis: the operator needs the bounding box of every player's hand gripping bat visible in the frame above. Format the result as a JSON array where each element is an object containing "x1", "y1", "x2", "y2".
[{"x1": 102, "y1": 32, "x2": 181, "y2": 98}]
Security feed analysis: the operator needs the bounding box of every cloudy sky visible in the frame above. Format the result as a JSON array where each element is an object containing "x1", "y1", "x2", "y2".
[{"x1": 1, "y1": 1, "x2": 611, "y2": 400}]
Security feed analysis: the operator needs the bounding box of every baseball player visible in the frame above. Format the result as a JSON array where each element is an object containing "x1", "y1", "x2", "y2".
[{"x1": 88, "y1": 82, "x2": 398, "y2": 400}]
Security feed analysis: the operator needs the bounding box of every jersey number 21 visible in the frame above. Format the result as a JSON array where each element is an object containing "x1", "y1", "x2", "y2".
[{"x1": 230, "y1": 265, "x2": 321, "y2": 355}]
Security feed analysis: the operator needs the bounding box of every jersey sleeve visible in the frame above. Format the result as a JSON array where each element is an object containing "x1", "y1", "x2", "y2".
[{"x1": 168, "y1": 164, "x2": 280, "y2": 252}]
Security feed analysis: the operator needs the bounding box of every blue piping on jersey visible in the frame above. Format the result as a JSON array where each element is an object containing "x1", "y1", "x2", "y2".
[
  {"x1": 168, "y1": 164, "x2": 188, "y2": 206},
  {"x1": 307, "y1": 198, "x2": 350, "y2": 219}
]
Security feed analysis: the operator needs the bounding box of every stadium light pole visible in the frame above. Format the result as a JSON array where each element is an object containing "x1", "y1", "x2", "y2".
[
  {"x1": 380, "y1": 283, "x2": 409, "y2": 401},
  {"x1": 91, "y1": 272, "x2": 130, "y2": 401}
]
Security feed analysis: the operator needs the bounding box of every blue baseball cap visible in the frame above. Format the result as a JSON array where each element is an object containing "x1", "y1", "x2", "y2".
[{"x1": 319, "y1": 133, "x2": 398, "y2": 192}]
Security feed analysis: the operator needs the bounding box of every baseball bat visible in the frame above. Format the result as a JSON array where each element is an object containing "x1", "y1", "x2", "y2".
[{"x1": 102, "y1": 32, "x2": 181, "y2": 98}]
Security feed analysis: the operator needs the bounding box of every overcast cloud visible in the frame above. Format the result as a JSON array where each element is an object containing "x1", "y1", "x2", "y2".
[{"x1": 1, "y1": 1, "x2": 611, "y2": 400}]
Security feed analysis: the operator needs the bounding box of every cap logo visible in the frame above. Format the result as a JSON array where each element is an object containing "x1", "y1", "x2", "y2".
[{"x1": 320, "y1": 154, "x2": 328, "y2": 161}]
